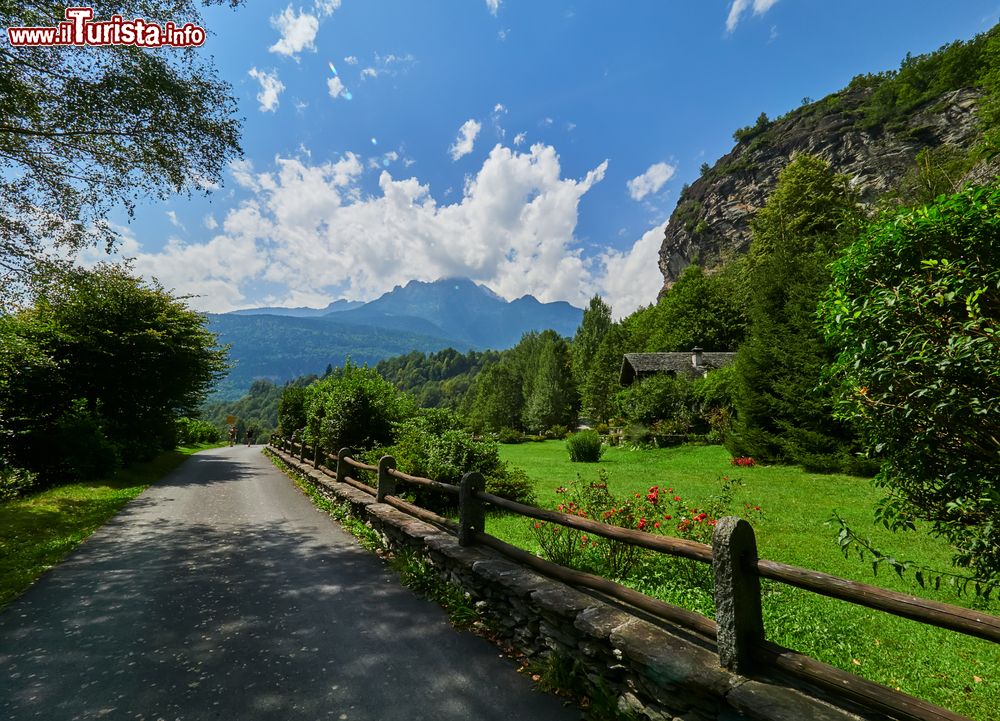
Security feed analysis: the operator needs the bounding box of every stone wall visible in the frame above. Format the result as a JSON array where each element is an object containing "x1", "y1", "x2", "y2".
[{"x1": 270, "y1": 446, "x2": 893, "y2": 721}]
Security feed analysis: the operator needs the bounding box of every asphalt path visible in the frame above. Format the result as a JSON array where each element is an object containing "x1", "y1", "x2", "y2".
[{"x1": 0, "y1": 445, "x2": 580, "y2": 721}]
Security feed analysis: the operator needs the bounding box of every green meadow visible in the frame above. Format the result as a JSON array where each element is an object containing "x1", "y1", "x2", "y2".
[{"x1": 492, "y1": 441, "x2": 999, "y2": 720}]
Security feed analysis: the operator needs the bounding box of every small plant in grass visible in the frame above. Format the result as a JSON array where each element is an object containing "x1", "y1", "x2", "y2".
[
  {"x1": 522, "y1": 650, "x2": 637, "y2": 721},
  {"x1": 566, "y1": 430, "x2": 604, "y2": 462},
  {"x1": 389, "y1": 549, "x2": 480, "y2": 628},
  {"x1": 496, "y1": 426, "x2": 525, "y2": 444},
  {"x1": 0, "y1": 466, "x2": 38, "y2": 502},
  {"x1": 730, "y1": 456, "x2": 756, "y2": 468},
  {"x1": 531, "y1": 471, "x2": 648, "y2": 579}
]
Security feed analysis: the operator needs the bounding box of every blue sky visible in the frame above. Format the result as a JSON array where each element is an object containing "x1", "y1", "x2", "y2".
[{"x1": 100, "y1": 0, "x2": 1000, "y2": 317}]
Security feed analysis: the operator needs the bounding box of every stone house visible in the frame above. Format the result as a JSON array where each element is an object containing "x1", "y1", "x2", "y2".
[{"x1": 619, "y1": 347, "x2": 736, "y2": 386}]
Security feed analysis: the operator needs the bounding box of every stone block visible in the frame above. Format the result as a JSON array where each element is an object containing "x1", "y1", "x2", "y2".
[
  {"x1": 726, "y1": 679, "x2": 872, "y2": 721},
  {"x1": 610, "y1": 619, "x2": 736, "y2": 699},
  {"x1": 575, "y1": 605, "x2": 633, "y2": 640}
]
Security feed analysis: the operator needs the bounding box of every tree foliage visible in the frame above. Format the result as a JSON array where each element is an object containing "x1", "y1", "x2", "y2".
[
  {"x1": 631, "y1": 264, "x2": 747, "y2": 353},
  {"x1": 821, "y1": 185, "x2": 1000, "y2": 580},
  {"x1": 0, "y1": 1, "x2": 243, "y2": 305},
  {"x1": 375, "y1": 347, "x2": 500, "y2": 409},
  {"x1": 302, "y1": 361, "x2": 416, "y2": 452},
  {"x1": 728, "y1": 155, "x2": 864, "y2": 470},
  {"x1": 571, "y1": 295, "x2": 612, "y2": 391},
  {"x1": 0, "y1": 265, "x2": 228, "y2": 477}
]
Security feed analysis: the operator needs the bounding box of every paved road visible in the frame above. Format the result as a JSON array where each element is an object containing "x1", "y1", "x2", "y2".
[{"x1": 0, "y1": 446, "x2": 580, "y2": 721}]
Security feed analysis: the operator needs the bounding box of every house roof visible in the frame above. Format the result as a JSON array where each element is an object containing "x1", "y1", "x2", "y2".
[{"x1": 619, "y1": 351, "x2": 737, "y2": 386}]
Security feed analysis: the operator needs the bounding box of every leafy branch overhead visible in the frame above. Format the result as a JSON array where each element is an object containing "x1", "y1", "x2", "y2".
[{"x1": 0, "y1": 1, "x2": 243, "y2": 303}]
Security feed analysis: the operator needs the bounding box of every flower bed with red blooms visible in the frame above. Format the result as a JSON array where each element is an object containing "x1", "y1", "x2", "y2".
[
  {"x1": 730, "y1": 456, "x2": 756, "y2": 468},
  {"x1": 531, "y1": 472, "x2": 764, "y2": 579}
]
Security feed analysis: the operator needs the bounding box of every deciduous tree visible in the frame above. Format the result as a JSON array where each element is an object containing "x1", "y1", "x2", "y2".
[
  {"x1": 0, "y1": 1, "x2": 242, "y2": 305},
  {"x1": 821, "y1": 185, "x2": 1000, "y2": 581}
]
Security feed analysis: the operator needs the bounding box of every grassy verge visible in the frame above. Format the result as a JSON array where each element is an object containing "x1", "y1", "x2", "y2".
[
  {"x1": 0, "y1": 445, "x2": 210, "y2": 609},
  {"x1": 495, "y1": 441, "x2": 999, "y2": 720}
]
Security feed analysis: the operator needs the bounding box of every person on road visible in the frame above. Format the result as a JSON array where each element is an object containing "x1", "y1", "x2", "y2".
[
  {"x1": 246, "y1": 428, "x2": 256, "y2": 446},
  {"x1": 228, "y1": 425, "x2": 237, "y2": 447}
]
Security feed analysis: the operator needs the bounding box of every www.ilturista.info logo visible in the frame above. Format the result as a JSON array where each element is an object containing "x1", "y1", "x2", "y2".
[{"x1": 7, "y1": 7, "x2": 206, "y2": 48}]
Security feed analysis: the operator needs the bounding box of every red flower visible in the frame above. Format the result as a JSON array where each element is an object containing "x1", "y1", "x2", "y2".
[
  {"x1": 673, "y1": 495, "x2": 681, "y2": 502},
  {"x1": 663, "y1": 514, "x2": 672, "y2": 520},
  {"x1": 654, "y1": 521, "x2": 661, "y2": 529},
  {"x1": 637, "y1": 518, "x2": 647, "y2": 530}
]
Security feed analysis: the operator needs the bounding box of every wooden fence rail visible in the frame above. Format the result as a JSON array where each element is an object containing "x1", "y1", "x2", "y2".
[{"x1": 268, "y1": 434, "x2": 996, "y2": 721}]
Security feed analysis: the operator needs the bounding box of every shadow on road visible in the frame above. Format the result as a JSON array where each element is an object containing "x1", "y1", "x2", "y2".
[{"x1": 0, "y1": 449, "x2": 579, "y2": 721}]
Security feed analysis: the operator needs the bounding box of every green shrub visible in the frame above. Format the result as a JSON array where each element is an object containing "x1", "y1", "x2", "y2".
[
  {"x1": 0, "y1": 466, "x2": 38, "y2": 502},
  {"x1": 484, "y1": 465, "x2": 536, "y2": 506},
  {"x1": 547, "y1": 424, "x2": 570, "y2": 439},
  {"x1": 387, "y1": 410, "x2": 536, "y2": 507},
  {"x1": 566, "y1": 430, "x2": 604, "y2": 462},
  {"x1": 625, "y1": 423, "x2": 652, "y2": 447},
  {"x1": 175, "y1": 417, "x2": 222, "y2": 445},
  {"x1": 52, "y1": 402, "x2": 120, "y2": 480},
  {"x1": 496, "y1": 426, "x2": 525, "y2": 444},
  {"x1": 304, "y1": 361, "x2": 416, "y2": 452}
]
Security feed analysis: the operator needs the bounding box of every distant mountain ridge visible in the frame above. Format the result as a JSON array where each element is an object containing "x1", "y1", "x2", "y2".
[
  {"x1": 330, "y1": 278, "x2": 582, "y2": 348},
  {"x1": 228, "y1": 299, "x2": 363, "y2": 316},
  {"x1": 209, "y1": 278, "x2": 583, "y2": 399}
]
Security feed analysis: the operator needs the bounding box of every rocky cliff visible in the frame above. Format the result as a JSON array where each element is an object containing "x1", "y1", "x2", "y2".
[{"x1": 657, "y1": 85, "x2": 984, "y2": 295}]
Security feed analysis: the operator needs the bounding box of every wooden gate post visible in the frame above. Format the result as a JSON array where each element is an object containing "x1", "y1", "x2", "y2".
[
  {"x1": 458, "y1": 471, "x2": 486, "y2": 546},
  {"x1": 712, "y1": 516, "x2": 765, "y2": 674},
  {"x1": 336, "y1": 448, "x2": 352, "y2": 484},
  {"x1": 377, "y1": 456, "x2": 397, "y2": 502}
]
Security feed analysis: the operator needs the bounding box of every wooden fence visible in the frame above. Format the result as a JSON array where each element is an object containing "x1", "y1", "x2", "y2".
[{"x1": 270, "y1": 435, "x2": 998, "y2": 721}]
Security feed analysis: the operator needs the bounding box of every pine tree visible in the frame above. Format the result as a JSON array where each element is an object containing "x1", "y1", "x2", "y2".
[
  {"x1": 571, "y1": 295, "x2": 612, "y2": 394},
  {"x1": 522, "y1": 334, "x2": 575, "y2": 433},
  {"x1": 728, "y1": 155, "x2": 863, "y2": 470}
]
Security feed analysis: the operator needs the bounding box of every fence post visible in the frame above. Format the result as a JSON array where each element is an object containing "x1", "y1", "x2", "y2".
[
  {"x1": 299, "y1": 438, "x2": 305, "y2": 463},
  {"x1": 458, "y1": 471, "x2": 486, "y2": 546},
  {"x1": 336, "y1": 447, "x2": 352, "y2": 484},
  {"x1": 712, "y1": 516, "x2": 765, "y2": 674},
  {"x1": 313, "y1": 443, "x2": 320, "y2": 468},
  {"x1": 377, "y1": 456, "x2": 397, "y2": 502}
]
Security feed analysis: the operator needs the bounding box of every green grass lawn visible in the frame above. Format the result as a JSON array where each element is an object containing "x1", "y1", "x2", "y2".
[
  {"x1": 0, "y1": 443, "x2": 216, "y2": 609},
  {"x1": 495, "y1": 440, "x2": 999, "y2": 720}
]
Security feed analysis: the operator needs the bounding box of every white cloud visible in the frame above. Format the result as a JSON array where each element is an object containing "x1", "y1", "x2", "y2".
[
  {"x1": 485, "y1": 0, "x2": 500, "y2": 16},
  {"x1": 203, "y1": 214, "x2": 219, "y2": 230},
  {"x1": 123, "y1": 144, "x2": 617, "y2": 312},
  {"x1": 597, "y1": 222, "x2": 667, "y2": 319},
  {"x1": 327, "y1": 75, "x2": 348, "y2": 99},
  {"x1": 449, "y1": 118, "x2": 482, "y2": 161},
  {"x1": 513, "y1": 132, "x2": 526, "y2": 146},
  {"x1": 166, "y1": 210, "x2": 185, "y2": 231},
  {"x1": 358, "y1": 53, "x2": 416, "y2": 82},
  {"x1": 626, "y1": 161, "x2": 676, "y2": 201},
  {"x1": 248, "y1": 67, "x2": 285, "y2": 112},
  {"x1": 344, "y1": 55, "x2": 358, "y2": 65},
  {"x1": 268, "y1": 5, "x2": 319, "y2": 58},
  {"x1": 314, "y1": 0, "x2": 340, "y2": 17},
  {"x1": 491, "y1": 104, "x2": 507, "y2": 139},
  {"x1": 726, "y1": 0, "x2": 780, "y2": 33}
]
